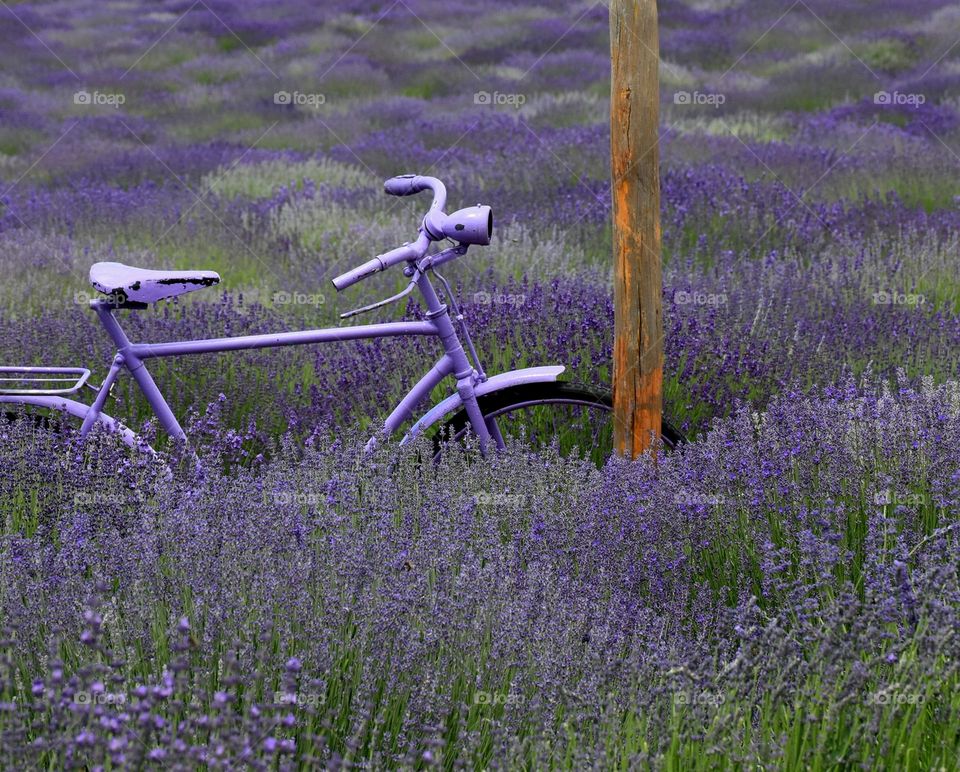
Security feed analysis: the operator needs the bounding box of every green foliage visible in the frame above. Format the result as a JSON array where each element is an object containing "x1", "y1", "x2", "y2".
[{"x1": 856, "y1": 39, "x2": 917, "y2": 72}]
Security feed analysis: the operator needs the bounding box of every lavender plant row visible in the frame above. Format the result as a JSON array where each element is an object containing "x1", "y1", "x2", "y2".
[{"x1": 2, "y1": 377, "x2": 959, "y2": 768}]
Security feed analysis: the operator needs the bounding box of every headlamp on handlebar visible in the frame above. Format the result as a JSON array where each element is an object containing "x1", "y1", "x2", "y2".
[
  {"x1": 385, "y1": 174, "x2": 493, "y2": 246},
  {"x1": 423, "y1": 205, "x2": 493, "y2": 246}
]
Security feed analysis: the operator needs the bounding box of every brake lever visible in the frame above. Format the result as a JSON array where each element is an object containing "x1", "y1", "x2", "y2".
[{"x1": 339, "y1": 268, "x2": 421, "y2": 319}]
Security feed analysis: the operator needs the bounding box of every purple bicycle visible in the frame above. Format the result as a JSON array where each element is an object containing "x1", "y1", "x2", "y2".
[{"x1": 1, "y1": 175, "x2": 679, "y2": 462}]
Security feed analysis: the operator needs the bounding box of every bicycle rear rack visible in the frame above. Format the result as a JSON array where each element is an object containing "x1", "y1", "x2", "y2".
[{"x1": 0, "y1": 366, "x2": 92, "y2": 395}]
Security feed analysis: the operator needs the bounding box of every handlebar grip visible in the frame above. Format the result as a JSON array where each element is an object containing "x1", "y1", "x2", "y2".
[
  {"x1": 331, "y1": 257, "x2": 385, "y2": 291},
  {"x1": 331, "y1": 243, "x2": 420, "y2": 291},
  {"x1": 384, "y1": 174, "x2": 428, "y2": 197}
]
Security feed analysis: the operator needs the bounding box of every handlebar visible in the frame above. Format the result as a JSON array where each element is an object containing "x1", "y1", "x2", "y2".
[
  {"x1": 383, "y1": 175, "x2": 447, "y2": 211},
  {"x1": 330, "y1": 235, "x2": 428, "y2": 291},
  {"x1": 331, "y1": 175, "x2": 489, "y2": 291},
  {"x1": 383, "y1": 174, "x2": 427, "y2": 197}
]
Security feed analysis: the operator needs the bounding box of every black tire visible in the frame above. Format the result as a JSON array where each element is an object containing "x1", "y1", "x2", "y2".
[{"x1": 434, "y1": 382, "x2": 683, "y2": 464}]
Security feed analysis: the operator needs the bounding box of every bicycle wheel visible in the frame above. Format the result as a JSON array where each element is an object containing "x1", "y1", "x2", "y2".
[{"x1": 434, "y1": 382, "x2": 683, "y2": 465}]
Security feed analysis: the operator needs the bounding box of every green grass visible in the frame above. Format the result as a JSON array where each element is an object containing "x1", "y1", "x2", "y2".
[
  {"x1": 0, "y1": 130, "x2": 37, "y2": 156},
  {"x1": 200, "y1": 158, "x2": 374, "y2": 200},
  {"x1": 821, "y1": 160, "x2": 960, "y2": 212},
  {"x1": 166, "y1": 111, "x2": 279, "y2": 143},
  {"x1": 855, "y1": 38, "x2": 918, "y2": 72}
]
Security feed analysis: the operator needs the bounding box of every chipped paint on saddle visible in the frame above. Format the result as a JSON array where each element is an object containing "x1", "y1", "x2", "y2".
[{"x1": 89, "y1": 262, "x2": 221, "y2": 303}]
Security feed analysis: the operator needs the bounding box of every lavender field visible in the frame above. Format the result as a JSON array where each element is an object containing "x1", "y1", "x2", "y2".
[{"x1": 2, "y1": 0, "x2": 960, "y2": 768}]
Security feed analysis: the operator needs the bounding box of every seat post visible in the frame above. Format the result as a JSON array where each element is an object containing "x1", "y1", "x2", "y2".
[
  {"x1": 91, "y1": 301, "x2": 187, "y2": 443},
  {"x1": 92, "y1": 300, "x2": 134, "y2": 351}
]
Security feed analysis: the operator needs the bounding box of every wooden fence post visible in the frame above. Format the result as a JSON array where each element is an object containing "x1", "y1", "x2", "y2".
[{"x1": 610, "y1": 0, "x2": 663, "y2": 458}]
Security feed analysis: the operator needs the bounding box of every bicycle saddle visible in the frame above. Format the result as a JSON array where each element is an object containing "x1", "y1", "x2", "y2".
[{"x1": 89, "y1": 262, "x2": 220, "y2": 303}]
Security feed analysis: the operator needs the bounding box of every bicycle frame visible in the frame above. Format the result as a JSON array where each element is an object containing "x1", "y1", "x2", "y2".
[{"x1": 1, "y1": 264, "x2": 565, "y2": 454}]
